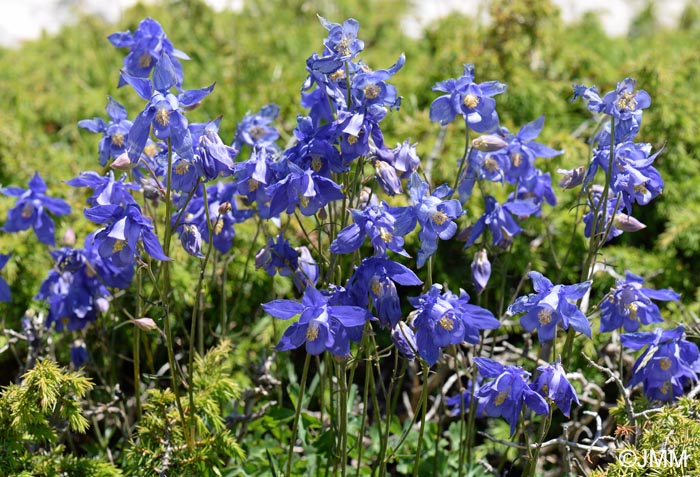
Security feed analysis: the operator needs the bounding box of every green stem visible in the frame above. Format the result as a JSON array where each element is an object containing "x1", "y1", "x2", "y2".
[
  {"x1": 134, "y1": 268, "x2": 142, "y2": 420},
  {"x1": 160, "y1": 138, "x2": 190, "y2": 448},
  {"x1": 412, "y1": 360, "x2": 430, "y2": 477},
  {"x1": 285, "y1": 353, "x2": 311, "y2": 477},
  {"x1": 338, "y1": 359, "x2": 348, "y2": 477},
  {"x1": 452, "y1": 126, "x2": 471, "y2": 194}
]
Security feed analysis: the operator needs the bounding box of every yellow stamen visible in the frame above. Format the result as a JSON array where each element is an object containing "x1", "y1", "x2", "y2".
[
  {"x1": 174, "y1": 161, "x2": 189, "y2": 175},
  {"x1": 378, "y1": 227, "x2": 393, "y2": 243},
  {"x1": 21, "y1": 204, "x2": 33, "y2": 218},
  {"x1": 138, "y1": 52, "x2": 152, "y2": 68},
  {"x1": 347, "y1": 134, "x2": 358, "y2": 145},
  {"x1": 495, "y1": 391, "x2": 508, "y2": 406},
  {"x1": 248, "y1": 178, "x2": 259, "y2": 192},
  {"x1": 306, "y1": 324, "x2": 319, "y2": 342},
  {"x1": 463, "y1": 94, "x2": 479, "y2": 109},
  {"x1": 484, "y1": 157, "x2": 500, "y2": 172},
  {"x1": 329, "y1": 69, "x2": 345, "y2": 81},
  {"x1": 659, "y1": 357, "x2": 672, "y2": 371},
  {"x1": 155, "y1": 108, "x2": 170, "y2": 126},
  {"x1": 112, "y1": 240, "x2": 126, "y2": 253},
  {"x1": 616, "y1": 91, "x2": 638, "y2": 111},
  {"x1": 311, "y1": 156, "x2": 323, "y2": 172},
  {"x1": 511, "y1": 152, "x2": 523, "y2": 167},
  {"x1": 438, "y1": 315, "x2": 454, "y2": 331},
  {"x1": 625, "y1": 302, "x2": 638, "y2": 320},
  {"x1": 432, "y1": 210, "x2": 448, "y2": 225},
  {"x1": 364, "y1": 84, "x2": 381, "y2": 99},
  {"x1": 111, "y1": 132, "x2": 125, "y2": 147},
  {"x1": 538, "y1": 308, "x2": 553, "y2": 326}
]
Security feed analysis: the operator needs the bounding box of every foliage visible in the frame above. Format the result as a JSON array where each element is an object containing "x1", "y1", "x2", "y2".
[
  {"x1": 0, "y1": 359, "x2": 121, "y2": 477},
  {"x1": 122, "y1": 340, "x2": 244, "y2": 476}
]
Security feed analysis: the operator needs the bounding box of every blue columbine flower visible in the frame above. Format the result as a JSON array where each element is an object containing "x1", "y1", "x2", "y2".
[
  {"x1": 429, "y1": 64, "x2": 506, "y2": 132},
  {"x1": 489, "y1": 116, "x2": 562, "y2": 183},
  {"x1": 2, "y1": 172, "x2": 71, "y2": 246},
  {"x1": 410, "y1": 284, "x2": 497, "y2": 365},
  {"x1": 508, "y1": 271, "x2": 592, "y2": 343},
  {"x1": 232, "y1": 104, "x2": 280, "y2": 152},
  {"x1": 109, "y1": 17, "x2": 189, "y2": 88},
  {"x1": 67, "y1": 170, "x2": 139, "y2": 208},
  {"x1": 256, "y1": 234, "x2": 299, "y2": 278},
  {"x1": 589, "y1": 141, "x2": 663, "y2": 212},
  {"x1": 122, "y1": 54, "x2": 214, "y2": 162},
  {"x1": 532, "y1": 360, "x2": 579, "y2": 418},
  {"x1": 267, "y1": 162, "x2": 344, "y2": 217},
  {"x1": 346, "y1": 257, "x2": 422, "y2": 329},
  {"x1": 78, "y1": 97, "x2": 133, "y2": 167},
  {"x1": 293, "y1": 246, "x2": 319, "y2": 293},
  {"x1": 464, "y1": 195, "x2": 538, "y2": 249},
  {"x1": 263, "y1": 286, "x2": 368, "y2": 356},
  {"x1": 0, "y1": 253, "x2": 11, "y2": 302},
  {"x1": 70, "y1": 342, "x2": 89, "y2": 368},
  {"x1": 330, "y1": 202, "x2": 408, "y2": 257},
  {"x1": 622, "y1": 326, "x2": 700, "y2": 402},
  {"x1": 84, "y1": 203, "x2": 169, "y2": 266},
  {"x1": 310, "y1": 17, "x2": 365, "y2": 74},
  {"x1": 600, "y1": 271, "x2": 680, "y2": 332},
  {"x1": 37, "y1": 246, "x2": 113, "y2": 331},
  {"x1": 391, "y1": 173, "x2": 463, "y2": 268},
  {"x1": 573, "y1": 78, "x2": 650, "y2": 141},
  {"x1": 474, "y1": 357, "x2": 549, "y2": 436}
]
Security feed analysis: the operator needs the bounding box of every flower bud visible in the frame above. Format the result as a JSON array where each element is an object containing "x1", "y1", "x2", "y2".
[
  {"x1": 218, "y1": 201, "x2": 232, "y2": 214},
  {"x1": 133, "y1": 317, "x2": 158, "y2": 331},
  {"x1": 391, "y1": 321, "x2": 417, "y2": 360},
  {"x1": 373, "y1": 160, "x2": 402, "y2": 196},
  {"x1": 613, "y1": 213, "x2": 646, "y2": 232},
  {"x1": 62, "y1": 226, "x2": 76, "y2": 246},
  {"x1": 557, "y1": 167, "x2": 585, "y2": 189},
  {"x1": 472, "y1": 134, "x2": 508, "y2": 152},
  {"x1": 111, "y1": 152, "x2": 138, "y2": 170},
  {"x1": 471, "y1": 249, "x2": 491, "y2": 294}
]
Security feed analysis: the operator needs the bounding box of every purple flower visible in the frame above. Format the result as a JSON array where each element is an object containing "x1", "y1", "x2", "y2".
[
  {"x1": 392, "y1": 174, "x2": 463, "y2": 268},
  {"x1": 310, "y1": 17, "x2": 365, "y2": 73},
  {"x1": 232, "y1": 104, "x2": 280, "y2": 151},
  {"x1": 429, "y1": 64, "x2": 506, "y2": 132},
  {"x1": 410, "y1": 284, "x2": 498, "y2": 365},
  {"x1": 122, "y1": 54, "x2": 214, "y2": 162},
  {"x1": 85, "y1": 203, "x2": 169, "y2": 266},
  {"x1": 109, "y1": 17, "x2": 189, "y2": 88},
  {"x1": 464, "y1": 195, "x2": 537, "y2": 249},
  {"x1": 532, "y1": 361, "x2": 579, "y2": 418},
  {"x1": 70, "y1": 342, "x2": 89, "y2": 368},
  {"x1": 78, "y1": 97, "x2": 133, "y2": 167},
  {"x1": 67, "y1": 170, "x2": 139, "y2": 208},
  {"x1": 622, "y1": 326, "x2": 700, "y2": 402},
  {"x1": 255, "y1": 234, "x2": 299, "y2": 278},
  {"x1": 600, "y1": 271, "x2": 680, "y2": 332},
  {"x1": 2, "y1": 172, "x2": 71, "y2": 246},
  {"x1": 474, "y1": 357, "x2": 549, "y2": 436},
  {"x1": 508, "y1": 271, "x2": 591, "y2": 343},
  {"x1": 267, "y1": 162, "x2": 344, "y2": 217},
  {"x1": 293, "y1": 246, "x2": 319, "y2": 293},
  {"x1": 573, "y1": 78, "x2": 650, "y2": 141},
  {"x1": 346, "y1": 257, "x2": 422, "y2": 329},
  {"x1": 491, "y1": 116, "x2": 562, "y2": 183},
  {"x1": 263, "y1": 286, "x2": 369, "y2": 356},
  {"x1": 330, "y1": 203, "x2": 408, "y2": 257}
]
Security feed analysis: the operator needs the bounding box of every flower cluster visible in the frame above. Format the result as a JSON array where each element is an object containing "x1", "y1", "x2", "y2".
[{"x1": 622, "y1": 326, "x2": 700, "y2": 402}]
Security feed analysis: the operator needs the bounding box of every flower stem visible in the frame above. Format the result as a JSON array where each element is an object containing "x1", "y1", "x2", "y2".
[
  {"x1": 285, "y1": 353, "x2": 311, "y2": 477},
  {"x1": 412, "y1": 360, "x2": 430, "y2": 477}
]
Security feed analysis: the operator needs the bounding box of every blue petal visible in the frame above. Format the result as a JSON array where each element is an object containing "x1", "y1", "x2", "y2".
[{"x1": 262, "y1": 299, "x2": 304, "y2": 319}]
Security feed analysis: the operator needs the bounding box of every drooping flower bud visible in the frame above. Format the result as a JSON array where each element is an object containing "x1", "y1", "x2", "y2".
[
  {"x1": 471, "y1": 249, "x2": 491, "y2": 293},
  {"x1": 613, "y1": 213, "x2": 646, "y2": 232},
  {"x1": 557, "y1": 166, "x2": 585, "y2": 189},
  {"x1": 391, "y1": 321, "x2": 417, "y2": 360},
  {"x1": 472, "y1": 134, "x2": 508, "y2": 152},
  {"x1": 111, "y1": 152, "x2": 138, "y2": 170},
  {"x1": 133, "y1": 317, "x2": 158, "y2": 331}
]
